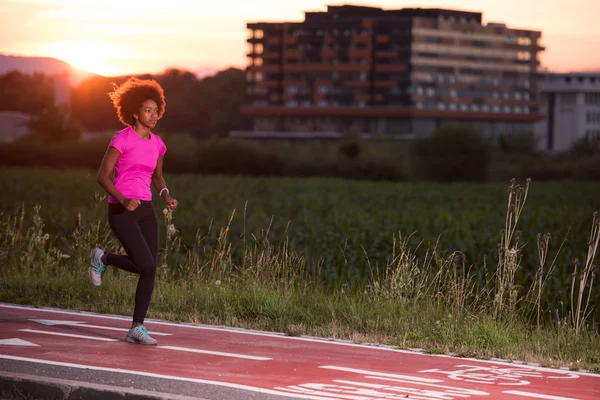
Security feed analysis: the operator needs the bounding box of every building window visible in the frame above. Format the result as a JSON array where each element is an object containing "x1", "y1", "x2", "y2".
[
  {"x1": 587, "y1": 112, "x2": 600, "y2": 124},
  {"x1": 561, "y1": 93, "x2": 576, "y2": 105},
  {"x1": 585, "y1": 93, "x2": 600, "y2": 105},
  {"x1": 255, "y1": 44, "x2": 263, "y2": 54},
  {"x1": 587, "y1": 130, "x2": 600, "y2": 138},
  {"x1": 518, "y1": 37, "x2": 532, "y2": 46},
  {"x1": 254, "y1": 30, "x2": 264, "y2": 39}
]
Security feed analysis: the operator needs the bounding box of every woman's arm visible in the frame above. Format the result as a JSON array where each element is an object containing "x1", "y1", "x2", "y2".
[
  {"x1": 97, "y1": 147, "x2": 132, "y2": 208},
  {"x1": 152, "y1": 156, "x2": 178, "y2": 210}
]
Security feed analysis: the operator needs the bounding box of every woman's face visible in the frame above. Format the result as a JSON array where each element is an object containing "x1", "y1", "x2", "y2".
[{"x1": 135, "y1": 99, "x2": 159, "y2": 129}]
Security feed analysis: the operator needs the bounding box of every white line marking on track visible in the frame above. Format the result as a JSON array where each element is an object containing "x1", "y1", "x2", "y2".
[
  {"x1": 0, "y1": 338, "x2": 39, "y2": 347},
  {"x1": 74, "y1": 323, "x2": 171, "y2": 336},
  {"x1": 334, "y1": 379, "x2": 489, "y2": 397},
  {"x1": 0, "y1": 355, "x2": 344, "y2": 400},
  {"x1": 157, "y1": 346, "x2": 272, "y2": 360},
  {"x1": 29, "y1": 319, "x2": 85, "y2": 326},
  {"x1": 3, "y1": 303, "x2": 599, "y2": 379},
  {"x1": 320, "y1": 366, "x2": 442, "y2": 383},
  {"x1": 30, "y1": 319, "x2": 171, "y2": 336},
  {"x1": 503, "y1": 390, "x2": 581, "y2": 400},
  {"x1": 19, "y1": 329, "x2": 118, "y2": 342}
]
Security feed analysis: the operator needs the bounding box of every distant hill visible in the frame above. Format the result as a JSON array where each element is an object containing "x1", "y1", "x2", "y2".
[
  {"x1": 1, "y1": 54, "x2": 228, "y2": 83},
  {"x1": 0, "y1": 54, "x2": 94, "y2": 85}
]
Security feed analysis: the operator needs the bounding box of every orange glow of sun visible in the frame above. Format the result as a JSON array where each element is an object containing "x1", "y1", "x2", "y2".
[{"x1": 42, "y1": 40, "x2": 129, "y2": 76}]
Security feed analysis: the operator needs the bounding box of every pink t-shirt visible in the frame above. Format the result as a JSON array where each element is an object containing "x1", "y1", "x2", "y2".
[{"x1": 108, "y1": 126, "x2": 167, "y2": 204}]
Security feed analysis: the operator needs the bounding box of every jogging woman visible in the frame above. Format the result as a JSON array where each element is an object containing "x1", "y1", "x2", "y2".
[{"x1": 88, "y1": 77, "x2": 178, "y2": 345}]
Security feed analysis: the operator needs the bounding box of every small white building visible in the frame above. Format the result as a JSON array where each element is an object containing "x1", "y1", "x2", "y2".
[{"x1": 535, "y1": 72, "x2": 600, "y2": 153}]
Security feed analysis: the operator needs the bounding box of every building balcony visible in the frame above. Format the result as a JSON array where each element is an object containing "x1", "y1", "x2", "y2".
[
  {"x1": 247, "y1": 65, "x2": 282, "y2": 72},
  {"x1": 348, "y1": 48, "x2": 371, "y2": 58},
  {"x1": 283, "y1": 49, "x2": 304, "y2": 58},
  {"x1": 374, "y1": 81, "x2": 397, "y2": 87},
  {"x1": 374, "y1": 64, "x2": 409, "y2": 72},
  {"x1": 352, "y1": 34, "x2": 372, "y2": 44},
  {"x1": 266, "y1": 37, "x2": 283, "y2": 45},
  {"x1": 239, "y1": 105, "x2": 544, "y2": 122},
  {"x1": 342, "y1": 81, "x2": 371, "y2": 88},
  {"x1": 283, "y1": 63, "x2": 371, "y2": 72},
  {"x1": 262, "y1": 51, "x2": 281, "y2": 59},
  {"x1": 375, "y1": 51, "x2": 398, "y2": 58}
]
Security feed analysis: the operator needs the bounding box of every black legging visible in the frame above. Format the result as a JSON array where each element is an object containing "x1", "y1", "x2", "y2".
[{"x1": 104, "y1": 201, "x2": 158, "y2": 324}]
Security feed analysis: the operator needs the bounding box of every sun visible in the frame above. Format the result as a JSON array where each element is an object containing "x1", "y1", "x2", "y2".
[{"x1": 42, "y1": 40, "x2": 129, "y2": 76}]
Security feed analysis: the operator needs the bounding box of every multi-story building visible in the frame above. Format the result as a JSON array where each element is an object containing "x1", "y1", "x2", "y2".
[
  {"x1": 238, "y1": 4, "x2": 545, "y2": 138},
  {"x1": 534, "y1": 72, "x2": 600, "y2": 153}
]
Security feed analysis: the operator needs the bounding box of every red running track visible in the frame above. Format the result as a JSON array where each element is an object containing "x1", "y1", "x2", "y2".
[{"x1": 0, "y1": 303, "x2": 599, "y2": 400}]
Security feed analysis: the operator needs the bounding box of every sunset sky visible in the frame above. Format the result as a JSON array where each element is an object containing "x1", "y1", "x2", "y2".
[{"x1": 1, "y1": 0, "x2": 599, "y2": 77}]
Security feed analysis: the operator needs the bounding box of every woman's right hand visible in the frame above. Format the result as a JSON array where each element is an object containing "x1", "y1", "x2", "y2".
[{"x1": 122, "y1": 198, "x2": 141, "y2": 211}]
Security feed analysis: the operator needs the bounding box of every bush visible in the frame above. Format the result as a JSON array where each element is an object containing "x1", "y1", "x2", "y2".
[
  {"x1": 0, "y1": 138, "x2": 105, "y2": 169},
  {"x1": 339, "y1": 139, "x2": 361, "y2": 160},
  {"x1": 27, "y1": 105, "x2": 82, "y2": 143},
  {"x1": 497, "y1": 131, "x2": 538, "y2": 155},
  {"x1": 160, "y1": 133, "x2": 201, "y2": 174},
  {"x1": 196, "y1": 139, "x2": 284, "y2": 176},
  {"x1": 569, "y1": 135, "x2": 600, "y2": 158},
  {"x1": 411, "y1": 124, "x2": 491, "y2": 182},
  {"x1": 526, "y1": 155, "x2": 600, "y2": 181}
]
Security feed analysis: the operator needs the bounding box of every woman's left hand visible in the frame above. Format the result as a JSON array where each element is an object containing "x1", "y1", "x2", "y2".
[{"x1": 166, "y1": 196, "x2": 178, "y2": 211}]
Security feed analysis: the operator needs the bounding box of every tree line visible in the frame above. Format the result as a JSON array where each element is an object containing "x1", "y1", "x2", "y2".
[{"x1": 0, "y1": 68, "x2": 249, "y2": 141}]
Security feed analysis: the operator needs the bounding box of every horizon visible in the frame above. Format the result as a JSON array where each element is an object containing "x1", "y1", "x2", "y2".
[{"x1": 1, "y1": 0, "x2": 599, "y2": 77}]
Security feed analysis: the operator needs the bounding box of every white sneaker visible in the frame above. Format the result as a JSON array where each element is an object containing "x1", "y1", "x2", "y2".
[
  {"x1": 88, "y1": 247, "x2": 106, "y2": 287},
  {"x1": 125, "y1": 326, "x2": 158, "y2": 345}
]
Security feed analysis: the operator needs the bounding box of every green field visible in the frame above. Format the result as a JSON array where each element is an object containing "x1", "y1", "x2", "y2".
[
  {"x1": 2, "y1": 168, "x2": 598, "y2": 279},
  {"x1": 1, "y1": 167, "x2": 599, "y2": 371}
]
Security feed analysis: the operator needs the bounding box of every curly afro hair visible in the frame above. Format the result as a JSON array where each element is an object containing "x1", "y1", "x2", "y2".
[{"x1": 108, "y1": 78, "x2": 166, "y2": 126}]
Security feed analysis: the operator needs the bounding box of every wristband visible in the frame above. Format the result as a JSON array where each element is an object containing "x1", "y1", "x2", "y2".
[{"x1": 159, "y1": 188, "x2": 169, "y2": 197}]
